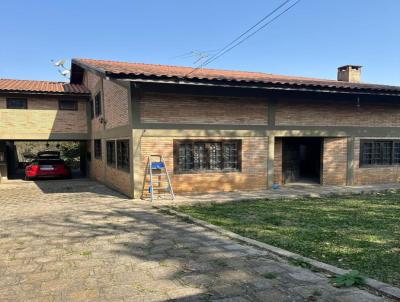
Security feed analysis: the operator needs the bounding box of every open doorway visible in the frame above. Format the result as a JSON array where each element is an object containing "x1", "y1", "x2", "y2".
[{"x1": 282, "y1": 137, "x2": 323, "y2": 184}]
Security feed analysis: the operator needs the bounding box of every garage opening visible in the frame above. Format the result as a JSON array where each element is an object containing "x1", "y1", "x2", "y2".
[
  {"x1": 4, "y1": 140, "x2": 87, "y2": 180},
  {"x1": 282, "y1": 137, "x2": 323, "y2": 184}
]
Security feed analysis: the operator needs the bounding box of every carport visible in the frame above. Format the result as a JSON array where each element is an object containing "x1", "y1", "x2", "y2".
[
  {"x1": 0, "y1": 78, "x2": 90, "y2": 183},
  {"x1": 3, "y1": 140, "x2": 88, "y2": 180}
]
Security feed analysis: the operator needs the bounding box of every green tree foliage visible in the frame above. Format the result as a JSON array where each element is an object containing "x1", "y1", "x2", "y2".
[{"x1": 60, "y1": 142, "x2": 80, "y2": 160}]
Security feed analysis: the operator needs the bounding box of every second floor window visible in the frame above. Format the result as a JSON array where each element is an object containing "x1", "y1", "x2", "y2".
[
  {"x1": 59, "y1": 100, "x2": 78, "y2": 111},
  {"x1": 94, "y1": 93, "x2": 102, "y2": 116},
  {"x1": 6, "y1": 98, "x2": 27, "y2": 109}
]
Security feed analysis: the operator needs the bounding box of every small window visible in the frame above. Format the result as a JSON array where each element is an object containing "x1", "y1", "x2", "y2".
[
  {"x1": 90, "y1": 99, "x2": 94, "y2": 119},
  {"x1": 94, "y1": 139, "x2": 102, "y2": 159},
  {"x1": 59, "y1": 100, "x2": 78, "y2": 111},
  {"x1": 117, "y1": 140, "x2": 130, "y2": 171},
  {"x1": 6, "y1": 98, "x2": 27, "y2": 109},
  {"x1": 106, "y1": 141, "x2": 116, "y2": 166},
  {"x1": 94, "y1": 93, "x2": 102, "y2": 116},
  {"x1": 174, "y1": 140, "x2": 241, "y2": 173},
  {"x1": 360, "y1": 140, "x2": 400, "y2": 166}
]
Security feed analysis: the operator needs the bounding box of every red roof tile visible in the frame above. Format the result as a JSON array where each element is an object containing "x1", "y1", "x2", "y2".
[
  {"x1": 73, "y1": 58, "x2": 400, "y2": 94},
  {"x1": 0, "y1": 79, "x2": 89, "y2": 95}
]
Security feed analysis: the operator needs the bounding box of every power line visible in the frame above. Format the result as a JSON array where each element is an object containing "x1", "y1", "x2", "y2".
[
  {"x1": 202, "y1": 0, "x2": 302, "y2": 68},
  {"x1": 198, "y1": 0, "x2": 291, "y2": 65},
  {"x1": 170, "y1": 49, "x2": 220, "y2": 60},
  {"x1": 185, "y1": 0, "x2": 302, "y2": 76}
]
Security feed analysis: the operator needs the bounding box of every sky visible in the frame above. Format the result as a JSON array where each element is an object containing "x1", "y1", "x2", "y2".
[{"x1": 0, "y1": 0, "x2": 399, "y2": 85}]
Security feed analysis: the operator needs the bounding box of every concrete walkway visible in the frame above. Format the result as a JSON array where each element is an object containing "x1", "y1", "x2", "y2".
[
  {"x1": 0, "y1": 179, "x2": 392, "y2": 301},
  {"x1": 148, "y1": 182, "x2": 400, "y2": 206}
]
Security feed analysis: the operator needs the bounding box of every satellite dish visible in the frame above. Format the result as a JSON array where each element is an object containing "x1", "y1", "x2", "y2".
[
  {"x1": 60, "y1": 70, "x2": 70, "y2": 76},
  {"x1": 54, "y1": 59, "x2": 65, "y2": 67}
]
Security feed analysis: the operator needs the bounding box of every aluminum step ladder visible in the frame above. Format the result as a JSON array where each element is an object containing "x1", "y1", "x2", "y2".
[{"x1": 141, "y1": 155, "x2": 175, "y2": 202}]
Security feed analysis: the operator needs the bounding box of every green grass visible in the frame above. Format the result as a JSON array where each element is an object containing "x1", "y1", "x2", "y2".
[
  {"x1": 177, "y1": 193, "x2": 400, "y2": 286},
  {"x1": 80, "y1": 250, "x2": 92, "y2": 257}
]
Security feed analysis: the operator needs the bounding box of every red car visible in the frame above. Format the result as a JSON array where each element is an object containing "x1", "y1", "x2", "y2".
[{"x1": 25, "y1": 151, "x2": 71, "y2": 180}]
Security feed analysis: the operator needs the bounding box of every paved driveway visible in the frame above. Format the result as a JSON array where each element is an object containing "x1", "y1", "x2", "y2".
[{"x1": 0, "y1": 180, "x2": 389, "y2": 302}]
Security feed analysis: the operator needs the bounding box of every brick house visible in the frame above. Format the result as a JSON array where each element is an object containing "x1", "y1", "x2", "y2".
[{"x1": 2, "y1": 59, "x2": 400, "y2": 198}]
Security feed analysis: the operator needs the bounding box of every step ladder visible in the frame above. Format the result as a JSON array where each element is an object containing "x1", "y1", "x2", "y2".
[{"x1": 141, "y1": 155, "x2": 175, "y2": 202}]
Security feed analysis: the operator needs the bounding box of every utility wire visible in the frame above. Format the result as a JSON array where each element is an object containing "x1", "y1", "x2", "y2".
[
  {"x1": 185, "y1": 0, "x2": 302, "y2": 76},
  {"x1": 199, "y1": 0, "x2": 290, "y2": 65},
  {"x1": 201, "y1": 0, "x2": 302, "y2": 68}
]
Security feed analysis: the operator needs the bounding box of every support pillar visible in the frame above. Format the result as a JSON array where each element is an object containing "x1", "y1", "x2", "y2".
[
  {"x1": 267, "y1": 135, "x2": 275, "y2": 188},
  {"x1": 346, "y1": 136, "x2": 355, "y2": 186}
]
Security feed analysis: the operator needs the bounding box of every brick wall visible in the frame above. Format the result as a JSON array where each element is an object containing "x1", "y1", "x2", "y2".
[
  {"x1": 140, "y1": 136, "x2": 268, "y2": 194},
  {"x1": 274, "y1": 138, "x2": 283, "y2": 185},
  {"x1": 89, "y1": 139, "x2": 133, "y2": 197},
  {"x1": 0, "y1": 97, "x2": 87, "y2": 139},
  {"x1": 104, "y1": 80, "x2": 129, "y2": 129},
  {"x1": 354, "y1": 138, "x2": 400, "y2": 184},
  {"x1": 140, "y1": 93, "x2": 268, "y2": 125},
  {"x1": 276, "y1": 100, "x2": 400, "y2": 127},
  {"x1": 322, "y1": 137, "x2": 347, "y2": 185},
  {"x1": 83, "y1": 71, "x2": 103, "y2": 133},
  {"x1": 90, "y1": 139, "x2": 104, "y2": 182},
  {"x1": 105, "y1": 165, "x2": 132, "y2": 197}
]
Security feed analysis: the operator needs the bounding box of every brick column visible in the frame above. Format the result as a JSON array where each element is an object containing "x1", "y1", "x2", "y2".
[
  {"x1": 346, "y1": 137, "x2": 355, "y2": 186},
  {"x1": 267, "y1": 135, "x2": 275, "y2": 187}
]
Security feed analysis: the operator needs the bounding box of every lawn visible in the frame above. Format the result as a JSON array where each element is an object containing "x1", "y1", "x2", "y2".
[{"x1": 176, "y1": 192, "x2": 400, "y2": 286}]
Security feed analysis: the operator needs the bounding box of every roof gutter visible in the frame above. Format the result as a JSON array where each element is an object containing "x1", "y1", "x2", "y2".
[
  {"x1": 114, "y1": 76, "x2": 400, "y2": 97},
  {"x1": 0, "y1": 90, "x2": 90, "y2": 98}
]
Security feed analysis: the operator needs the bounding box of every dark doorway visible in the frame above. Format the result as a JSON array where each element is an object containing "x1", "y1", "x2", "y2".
[{"x1": 282, "y1": 137, "x2": 322, "y2": 184}]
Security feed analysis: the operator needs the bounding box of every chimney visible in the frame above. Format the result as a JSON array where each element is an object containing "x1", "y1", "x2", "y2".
[{"x1": 337, "y1": 65, "x2": 362, "y2": 83}]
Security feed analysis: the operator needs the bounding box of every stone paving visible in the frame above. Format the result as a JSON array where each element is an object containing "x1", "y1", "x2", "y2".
[{"x1": 0, "y1": 179, "x2": 391, "y2": 301}]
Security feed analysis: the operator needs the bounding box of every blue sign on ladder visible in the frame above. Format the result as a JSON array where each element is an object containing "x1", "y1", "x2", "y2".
[{"x1": 151, "y1": 162, "x2": 165, "y2": 169}]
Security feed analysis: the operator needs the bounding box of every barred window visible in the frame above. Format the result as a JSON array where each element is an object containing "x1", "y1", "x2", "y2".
[
  {"x1": 106, "y1": 141, "x2": 116, "y2": 166},
  {"x1": 94, "y1": 140, "x2": 102, "y2": 159},
  {"x1": 174, "y1": 140, "x2": 241, "y2": 173},
  {"x1": 360, "y1": 140, "x2": 400, "y2": 166},
  {"x1": 117, "y1": 140, "x2": 130, "y2": 172}
]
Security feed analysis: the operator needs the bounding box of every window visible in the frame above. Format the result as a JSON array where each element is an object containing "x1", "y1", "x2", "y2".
[
  {"x1": 94, "y1": 140, "x2": 102, "y2": 159},
  {"x1": 90, "y1": 99, "x2": 94, "y2": 119},
  {"x1": 59, "y1": 100, "x2": 78, "y2": 111},
  {"x1": 106, "y1": 141, "x2": 116, "y2": 166},
  {"x1": 94, "y1": 93, "x2": 102, "y2": 116},
  {"x1": 360, "y1": 140, "x2": 400, "y2": 166},
  {"x1": 117, "y1": 140, "x2": 130, "y2": 171},
  {"x1": 174, "y1": 140, "x2": 241, "y2": 173},
  {"x1": 6, "y1": 98, "x2": 27, "y2": 109}
]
